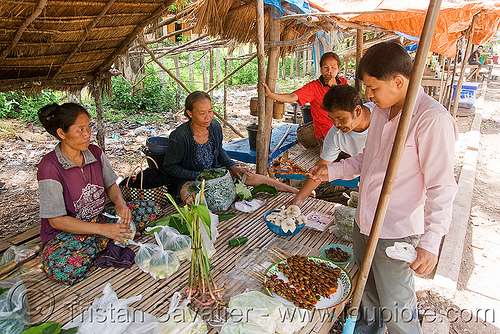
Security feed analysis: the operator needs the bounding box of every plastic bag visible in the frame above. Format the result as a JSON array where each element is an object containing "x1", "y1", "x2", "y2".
[
  {"x1": 201, "y1": 209, "x2": 219, "y2": 259},
  {"x1": 148, "y1": 233, "x2": 180, "y2": 280},
  {"x1": 1, "y1": 244, "x2": 40, "y2": 264},
  {"x1": 144, "y1": 225, "x2": 180, "y2": 248},
  {"x1": 199, "y1": 169, "x2": 236, "y2": 212},
  {"x1": 232, "y1": 199, "x2": 264, "y2": 213},
  {"x1": 385, "y1": 242, "x2": 417, "y2": 264},
  {"x1": 101, "y1": 212, "x2": 137, "y2": 247},
  {"x1": 0, "y1": 279, "x2": 29, "y2": 334},
  {"x1": 129, "y1": 241, "x2": 161, "y2": 272},
  {"x1": 219, "y1": 320, "x2": 270, "y2": 334},
  {"x1": 155, "y1": 292, "x2": 208, "y2": 334},
  {"x1": 226, "y1": 291, "x2": 306, "y2": 334},
  {"x1": 331, "y1": 205, "x2": 356, "y2": 242},
  {"x1": 163, "y1": 234, "x2": 191, "y2": 261},
  {"x1": 74, "y1": 283, "x2": 158, "y2": 334}
]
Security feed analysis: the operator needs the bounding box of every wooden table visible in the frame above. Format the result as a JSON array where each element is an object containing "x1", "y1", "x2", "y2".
[{"x1": 25, "y1": 193, "x2": 356, "y2": 333}]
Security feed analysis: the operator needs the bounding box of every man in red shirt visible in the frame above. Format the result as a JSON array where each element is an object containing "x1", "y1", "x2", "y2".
[{"x1": 263, "y1": 52, "x2": 348, "y2": 139}]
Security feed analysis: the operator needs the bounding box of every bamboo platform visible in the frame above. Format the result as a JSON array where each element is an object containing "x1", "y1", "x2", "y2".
[{"x1": 7, "y1": 193, "x2": 356, "y2": 333}]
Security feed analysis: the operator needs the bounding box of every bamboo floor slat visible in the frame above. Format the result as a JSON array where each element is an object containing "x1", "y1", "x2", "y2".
[{"x1": 13, "y1": 193, "x2": 356, "y2": 333}]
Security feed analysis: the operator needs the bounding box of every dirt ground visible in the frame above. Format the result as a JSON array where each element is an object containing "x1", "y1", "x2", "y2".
[{"x1": 1, "y1": 74, "x2": 499, "y2": 333}]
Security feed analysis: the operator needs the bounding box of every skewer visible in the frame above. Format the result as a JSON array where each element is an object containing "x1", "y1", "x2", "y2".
[
  {"x1": 242, "y1": 269, "x2": 263, "y2": 281},
  {"x1": 274, "y1": 247, "x2": 293, "y2": 257}
]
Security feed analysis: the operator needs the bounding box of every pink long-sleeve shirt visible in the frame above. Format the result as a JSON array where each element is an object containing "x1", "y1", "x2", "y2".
[{"x1": 327, "y1": 87, "x2": 458, "y2": 255}]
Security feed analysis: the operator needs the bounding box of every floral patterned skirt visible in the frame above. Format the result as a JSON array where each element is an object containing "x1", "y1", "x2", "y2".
[{"x1": 42, "y1": 200, "x2": 160, "y2": 285}]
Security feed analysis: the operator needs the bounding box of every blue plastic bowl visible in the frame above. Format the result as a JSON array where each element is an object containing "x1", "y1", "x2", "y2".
[
  {"x1": 264, "y1": 209, "x2": 305, "y2": 236},
  {"x1": 146, "y1": 136, "x2": 169, "y2": 154}
]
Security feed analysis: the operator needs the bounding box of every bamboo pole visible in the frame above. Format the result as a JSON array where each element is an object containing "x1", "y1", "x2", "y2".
[
  {"x1": 260, "y1": 9, "x2": 280, "y2": 175},
  {"x1": 209, "y1": 47, "x2": 214, "y2": 98},
  {"x1": 255, "y1": 0, "x2": 267, "y2": 174},
  {"x1": 224, "y1": 58, "x2": 228, "y2": 126},
  {"x1": 0, "y1": 0, "x2": 47, "y2": 64},
  {"x1": 142, "y1": 41, "x2": 245, "y2": 138},
  {"x1": 452, "y1": 14, "x2": 479, "y2": 118},
  {"x1": 343, "y1": 0, "x2": 443, "y2": 331},
  {"x1": 92, "y1": 80, "x2": 105, "y2": 150},
  {"x1": 207, "y1": 54, "x2": 256, "y2": 93},
  {"x1": 446, "y1": 40, "x2": 461, "y2": 110},
  {"x1": 355, "y1": 29, "x2": 363, "y2": 92}
]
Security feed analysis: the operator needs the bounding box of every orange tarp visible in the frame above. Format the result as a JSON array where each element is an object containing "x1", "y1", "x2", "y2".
[{"x1": 311, "y1": 0, "x2": 500, "y2": 57}]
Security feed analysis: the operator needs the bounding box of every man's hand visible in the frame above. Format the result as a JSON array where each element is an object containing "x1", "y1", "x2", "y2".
[
  {"x1": 310, "y1": 165, "x2": 329, "y2": 182},
  {"x1": 410, "y1": 247, "x2": 438, "y2": 275},
  {"x1": 262, "y1": 82, "x2": 272, "y2": 97}
]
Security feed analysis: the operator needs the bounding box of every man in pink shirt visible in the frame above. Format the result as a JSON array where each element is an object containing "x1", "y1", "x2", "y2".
[{"x1": 313, "y1": 42, "x2": 458, "y2": 333}]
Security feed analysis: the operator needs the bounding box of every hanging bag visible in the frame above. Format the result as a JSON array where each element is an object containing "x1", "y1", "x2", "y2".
[{"x1": 119, "y1": 156, "x2": 169, "y2": 207}]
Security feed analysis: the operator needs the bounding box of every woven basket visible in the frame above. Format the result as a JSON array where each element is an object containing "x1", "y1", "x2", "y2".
[{"x1": 297, "y1": 122, "x2": 318, "y2": 148}]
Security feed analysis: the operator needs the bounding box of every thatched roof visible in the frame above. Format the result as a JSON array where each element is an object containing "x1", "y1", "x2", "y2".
[
  {"x1": 0, "y1": 0, "x2": 176, "y2": 92},
  {"x1": 191, "y1": 0, "x2": 333, "y2": 55}
]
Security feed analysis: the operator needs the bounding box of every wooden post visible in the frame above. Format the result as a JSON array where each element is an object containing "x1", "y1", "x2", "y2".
[
  {"x1": 216, "y1": 48, "x2": 221, "y2": 82},
  {"x1": 302, "y1": 50, "x2": 307, "y2": 75},
  {"x1": 281, "y1": 56, "x2": 286, "y2": 79},
  {"x1": 202, "y1": 52, "x2": 208, "y2": 91},
  {"x1": 224, "y1": 58, "x2": 228, "y2": 126},
  {"x1": 174, "y1": 55, "x2": 181, "y2": 107},
  {"x1": 209, "y1": 47, "x2": 214, "y2": 98},
  {"x1": 344, "y1": 56, "x2": 349, "y2": 80},
  {"x1": 452, "y1": 14, "x2": 479, "y2": 118},
  {"x1": 355, "y1": 28, "x2": 364, "y2": 92},
  {"x1": 447, "y1": 40, "x2": 461, "y2": 110},
  {"x1": 296, "y1": 51, "x2": 300, "y2": 76},
  {"x1": 255, "y1": 0, "x2": 267, "y2": 175},
  {"x1": 345, "y1": 0, "x2": 443, "y2": 329},
  {"x1": 93, "y1": 80, "x2": 105, "y2": 150},
  {"x1": 189, "y1": 51, "x2": 194, "y2": 85},
  {"x1": 290, "y1": 52, "x2": 295, "y2": 77},
  {"x1": 306, "y1": 49, "x2": 312, "y2": 73}
]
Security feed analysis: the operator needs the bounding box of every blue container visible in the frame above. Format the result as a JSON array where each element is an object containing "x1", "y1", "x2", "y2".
[
  {"x1": 264, "y1": 210, "x2": 305, "y2": 236},
  {"x1": 146, "y1": 136, "x2": 169, "y2": 154},
  {"x1": 452, "y1": 82, "x2": 480, "y2": 108}
]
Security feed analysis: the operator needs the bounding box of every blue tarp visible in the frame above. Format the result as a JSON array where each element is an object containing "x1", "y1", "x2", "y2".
[{"x1": 264, "y1": 0, "x2": 311, "y2": 17}]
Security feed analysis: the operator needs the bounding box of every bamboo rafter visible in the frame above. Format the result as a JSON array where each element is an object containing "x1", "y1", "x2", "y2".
[
  {"x1": 51, "y1": 0, "x2": 117, "y2": 78},
  {"x1": 94, "y1": 0, "x2": 175, "y2": 76},
  {"x1": 0, "y1": 0, "x2": 47, "y2": 64}
]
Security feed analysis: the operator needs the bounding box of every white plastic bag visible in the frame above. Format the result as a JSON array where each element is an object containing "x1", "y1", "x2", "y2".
[
  {"x1": 155, "y1": 292, "x2": 208, "y2": 334},
  {"x1": 148, "y1": 232, "x2": 180, "y2": 280},
  {"x1": 102, "y1": 212, "x2": 137, "y2": 247},
  {"x1": 0, "y1": 279, "x2": 29, "y2": 334},
  {"x1": 385, "y1": 242, "x2": 417, "y2": 264},
  {"x1": 164, "y1": 233, "x2": 191, "y2": 261},
  {"x1": 72, "y1": 283, "x2": 158, "y2": 334},
  {"x1": 129, "y1": 240, "x2": 162, "y2": 272},
  {"x1": 145, "y1": 225, "x2": 180, "y2": 247},
  {"x1": 226, "y1": 291, "x2": 307, "y2": 334},
  {"x1": 233, "y1": 199, "x2": 264, "y2": 213}
]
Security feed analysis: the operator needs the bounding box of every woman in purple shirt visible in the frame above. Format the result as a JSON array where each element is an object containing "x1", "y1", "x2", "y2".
[{"x1": 37, "y1": 103, "x2": 157, "y2": 285}]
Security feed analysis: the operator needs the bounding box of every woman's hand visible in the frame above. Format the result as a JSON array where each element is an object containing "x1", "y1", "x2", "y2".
[
  {"x1": 99, "y1": 222, "x2": 134, "y2": 244},
  {"x1": 115, "y1": 202, "x2": 132, "y2": 225},
  {"x1": 310, "y1": 165, "x2": 330, "y2": 182},
  {"x1": 230, "y1": 166, "x2": 252, "y2": 179}
]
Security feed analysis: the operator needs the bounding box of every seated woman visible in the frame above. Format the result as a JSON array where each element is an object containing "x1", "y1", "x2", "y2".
[
  {"x1": 37, "y1": 103, "x2": 158, "y2": 285},
  {"x1": 163, "y1": 91, "x2": 299, "y2": 204}
]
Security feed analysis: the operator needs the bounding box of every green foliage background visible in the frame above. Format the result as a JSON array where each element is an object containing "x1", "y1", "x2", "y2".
[{"x1": 0, "y1": 43, "x2": 314, "y2": 123}]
